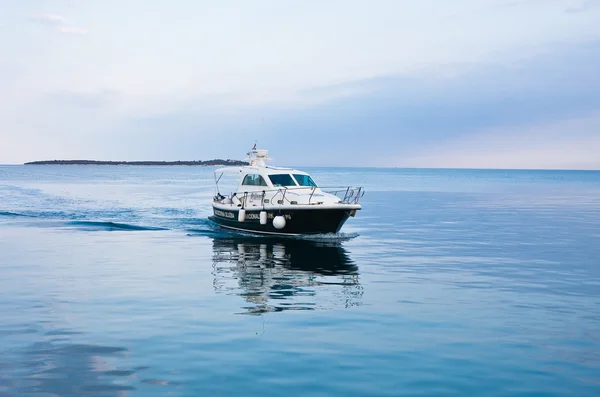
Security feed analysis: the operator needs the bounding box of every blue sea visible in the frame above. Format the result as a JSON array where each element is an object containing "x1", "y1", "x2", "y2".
[{"x1": 1, "y1": 165, "x2": 600, "y2": 396}]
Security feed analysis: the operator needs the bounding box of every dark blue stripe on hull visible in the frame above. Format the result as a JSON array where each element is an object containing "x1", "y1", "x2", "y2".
[{"x1": 209, "y1": 208, "x2": 354, "y2": 235}]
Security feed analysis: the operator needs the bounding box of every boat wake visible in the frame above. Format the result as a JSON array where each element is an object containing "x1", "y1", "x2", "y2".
[
  {"x1": 64, "y1": 221, "x2": 168, "y2": 232},
  {"x1": 291, "y1": 232, "x2": 359, "y2": 242},
  {"x1": 0, "y1": 211, "x2": 28, "y2": 217},
  {"x1": 1, "y1": 210, "x2": 171, "y2": 232}
]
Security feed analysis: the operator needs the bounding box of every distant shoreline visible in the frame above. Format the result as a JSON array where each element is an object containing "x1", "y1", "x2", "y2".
[{"x1": 24, "y1": 159, "x2": 249, "y2": 166}]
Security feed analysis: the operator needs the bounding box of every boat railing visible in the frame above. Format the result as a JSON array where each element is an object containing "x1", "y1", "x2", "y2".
[
  {"x1": 321, "y1": 186, "x2": 365, "y2": 204},
  {"x1": 217, "y1": 185, "x2": 364, "y2": 205}
]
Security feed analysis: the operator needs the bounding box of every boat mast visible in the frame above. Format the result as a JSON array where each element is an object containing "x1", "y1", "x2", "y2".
[{"x1": 246, "y1": 143, "x2": 271, "y2": 167}]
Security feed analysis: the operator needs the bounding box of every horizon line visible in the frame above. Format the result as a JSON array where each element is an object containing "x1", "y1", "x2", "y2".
[{"x1": 0, "y1": 162, "x2": 599, "y2": 172}]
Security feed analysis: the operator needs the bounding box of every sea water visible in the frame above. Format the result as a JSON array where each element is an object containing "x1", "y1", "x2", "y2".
[{"x1": 1, "y1": 165, "x2": 599, "y2": 396}]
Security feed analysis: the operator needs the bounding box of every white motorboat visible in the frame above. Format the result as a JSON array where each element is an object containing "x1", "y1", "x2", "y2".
[{"x1": 208, "y1": 147, "x2": 364, "y2": 236}]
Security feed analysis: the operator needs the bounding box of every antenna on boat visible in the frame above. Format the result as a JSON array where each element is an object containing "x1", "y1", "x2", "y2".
[{"x1": 247, "y1": 142, "x2": 271, "y2": 167}]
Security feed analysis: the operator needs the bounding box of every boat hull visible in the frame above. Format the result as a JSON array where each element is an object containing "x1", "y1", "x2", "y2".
[{"x1": 208, "y1": 207, "x2": 356, "y2": 235}]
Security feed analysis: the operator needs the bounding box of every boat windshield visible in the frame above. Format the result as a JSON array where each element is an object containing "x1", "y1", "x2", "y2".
[
  {"x1": 293, "y1": 174, "x2": 317, "y2": 187},
  {"x1": 268, "y1": 174, "x2": 297, "y2": 187},
  {"x1": 242, "y1": 173, "x2": 268, "y2": 186}
]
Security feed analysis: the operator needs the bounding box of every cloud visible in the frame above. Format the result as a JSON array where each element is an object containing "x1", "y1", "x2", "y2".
[
  {"x1": 399, "y1": 112, "x2": 600, "y2": 170},
  {"x1": 497, "y1": 0, "x2": 600, "y2": 13},
  {"x1": 32, "y1": 12, "x2": 87, "y2": 35},
  {"x1": 5, "y1": 38, "x2": 596, "y2": 168},
  {"x1": 2, "y1": 1, "x2": 599, "y2": 166},
  {"x1": 47, "y1": 90, "x2": 121, "y2": 108},
  {"x1": 33, "y1": 14, "x2": 67, "y2": 25},
  {"x1": 58, "y1": 26, "x2": 88, "y2": 35},
  {"x1": 220, "y1": 41, "x2": 600, "y2": 168},
  {"x1": 565, "y1": 0, "x2": 600, "y2": 12}
]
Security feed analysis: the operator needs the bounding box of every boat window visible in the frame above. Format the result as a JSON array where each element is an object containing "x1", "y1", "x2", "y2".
[
  {"x1": 241, "y1": 174, "x2": 268, "y2": 186},
  {"x1": 268, "y1": 174, "x2": 297, "y2": 187},
  {"x1": 293, "y1": 174, "x2": 317, "y2": 187}
]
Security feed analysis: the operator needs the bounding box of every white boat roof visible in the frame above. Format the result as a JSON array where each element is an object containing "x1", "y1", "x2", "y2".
[{"x1": 213, "y1": 165, "x2": 309, "y2": 176}]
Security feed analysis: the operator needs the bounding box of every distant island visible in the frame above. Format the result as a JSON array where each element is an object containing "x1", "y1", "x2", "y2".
[{"x1": 24, "y1": 159, "x2": 249, "y2": 166}]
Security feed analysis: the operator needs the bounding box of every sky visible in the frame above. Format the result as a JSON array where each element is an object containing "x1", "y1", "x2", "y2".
[{"x1": 1, "y1": 0, "x2": 600, "y2": 168}]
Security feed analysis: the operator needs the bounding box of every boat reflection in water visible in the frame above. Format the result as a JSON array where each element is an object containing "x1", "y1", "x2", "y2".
[{"x1": 211, "y1": 237, "x2": 363, "y2": 315}]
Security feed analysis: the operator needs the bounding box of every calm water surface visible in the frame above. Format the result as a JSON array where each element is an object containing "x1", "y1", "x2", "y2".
[{"x1": 1, "y1": 165, "x2": 600, "y2": 396}]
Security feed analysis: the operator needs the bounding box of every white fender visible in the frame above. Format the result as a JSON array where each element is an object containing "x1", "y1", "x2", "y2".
[
  {"x1": 259, "y1": 211, "x2": 267, "y2": 225},
  {"x1": 273, "y1": 215, "x2": 286, "y2": 229},
  {"x1": 238, "y1": 209, "x2": 246, "y2": 222}
]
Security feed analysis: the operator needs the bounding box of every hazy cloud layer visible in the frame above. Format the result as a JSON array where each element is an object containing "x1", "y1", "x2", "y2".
[
  {"x1": 31, "y1": 11, "x2": 87, "y2": 35},
  {"x1": 1, "y1": 1, "x2": 600, "y2": 168},
  {"x1": 57, "y1": 26, "x2": 88, "y2": 35},
  {"x1": 33, "y1": 14, "x2": 67, "y2": 25},
  {"x1": 401, "y1": 113, "x2": 600, "y2": 170}
]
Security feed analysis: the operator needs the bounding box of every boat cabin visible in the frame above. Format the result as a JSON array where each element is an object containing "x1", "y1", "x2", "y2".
[
  {"x1": 213, "y1": 149, "x2": 321, "y2": 195},
  {"x1": 236, "y1": 167, "x2": 317, "y2": 190}
]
